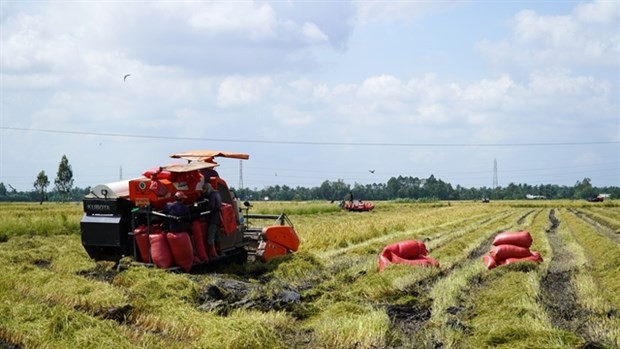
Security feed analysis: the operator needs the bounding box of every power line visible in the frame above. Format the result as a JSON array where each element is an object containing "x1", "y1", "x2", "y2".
[{"x1": 2, "y1": 126, "x2": 619, "y2": 147}]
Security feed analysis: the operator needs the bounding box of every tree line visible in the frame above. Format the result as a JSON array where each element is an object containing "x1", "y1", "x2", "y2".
[
  {"x1": 0, "y1": 155, "x2": 84, "y2": 203},
  {"x1": 0, "y1": 155, "x2": 618, "y2": 203},
  {"x1": 236, "y1": 175, "x2": 619, "y2": 202}
]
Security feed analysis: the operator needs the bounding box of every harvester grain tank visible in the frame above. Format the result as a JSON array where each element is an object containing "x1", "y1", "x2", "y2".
[{"x1": 80, "y1": 150, "x2": 300, "y2": 270}]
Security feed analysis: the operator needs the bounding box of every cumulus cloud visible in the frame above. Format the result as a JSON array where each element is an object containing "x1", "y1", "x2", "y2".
[
  {"x1": 217, "y1": 75, "x2": 273, "y2": 107},
  {"x1": 272, "y1": 105, "x2": 314, "y2": 125},
  {"x1": 301, "y1": 22, "x2": 329, "y2": 43},
  {"x1": 479, "y1": 1, "x2": 619, "y2": 69},
  {"x1": 188, "y1": 2, "x2": 277, "y2": 40},
  {"x1": 354, "y1": 0, "x2": 462, "y2": 24}
]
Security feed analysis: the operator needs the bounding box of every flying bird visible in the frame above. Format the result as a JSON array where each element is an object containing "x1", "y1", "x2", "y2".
[
  {"x1": 369, "y1": 169, "x2": 375, "y2": 174},
  {"x1": 123, "y1": 74, "x2": 131, "y2": 82}
]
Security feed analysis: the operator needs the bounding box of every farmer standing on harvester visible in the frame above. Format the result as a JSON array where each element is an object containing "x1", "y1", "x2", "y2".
[{"x1": 203, "y1": 183, "x2": 221, "y2": 258}]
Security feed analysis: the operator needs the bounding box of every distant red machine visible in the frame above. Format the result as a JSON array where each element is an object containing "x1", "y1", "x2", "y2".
[
  {"x1": 343, "y1": 200, "x2": 375, "y2": 212},
  {"x1": 80, "y1": 150, "x2": 299, "y2": 271}
]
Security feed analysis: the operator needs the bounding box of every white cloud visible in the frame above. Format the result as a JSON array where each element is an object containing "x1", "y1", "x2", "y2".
[
  {"x1": 459, "y1": 75, "x2": 516, "y2": 103},
  {"x1": 301, "y1": 22, "x2": 329, "y2": 43},
  {"x1": 188, "y1": 2, "x2": 277, "y2": 40},
  {"x1": 272, "y1": 105, "x2": 314, "y2": 125},
  {"x1": 312, "y1": 84, "x2": 330, "y2": 99},
  {"x1": 217, "y1": 76, "x2": 273, "y2": 107},
  {"x1": 354, "y1": 1, "x2": 461, "y2": 24},
  {"x1": 358, "y1": 75, "x2": 407, "y2": 99},
  {"x1": 574, "y1": 0, "x2": 619, "y2": 23},
  {"x1": 479, "y1": 2, "x2": 619, "y2": 68}
]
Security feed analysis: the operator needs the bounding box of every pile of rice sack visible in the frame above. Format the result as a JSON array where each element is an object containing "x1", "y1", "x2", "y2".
[{"x1": 482, "y1": 231, "x2": 543, "y2": 270}]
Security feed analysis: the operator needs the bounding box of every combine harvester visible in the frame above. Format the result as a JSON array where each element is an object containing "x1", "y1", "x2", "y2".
[
  {"x1": 80, "y1": 150, "x2": 300, "y2": 272},
  {"x1": 339, "y1": 192, "x2": 375, "y2": 212}
]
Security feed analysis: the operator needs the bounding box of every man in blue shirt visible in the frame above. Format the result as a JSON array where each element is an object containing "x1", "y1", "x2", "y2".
[{"x1": 164, "y1": 191, "x2": 190, "y2": 232}]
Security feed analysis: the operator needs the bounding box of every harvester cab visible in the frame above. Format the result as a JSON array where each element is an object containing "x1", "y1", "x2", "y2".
[{"x1": 80, "y1": 150, "x2": 300, "y2": 271}]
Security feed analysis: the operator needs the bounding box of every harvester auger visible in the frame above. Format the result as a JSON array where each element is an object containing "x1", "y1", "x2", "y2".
[{"x1": 80, "y1": 150, "x2": 300, "y2": 272}]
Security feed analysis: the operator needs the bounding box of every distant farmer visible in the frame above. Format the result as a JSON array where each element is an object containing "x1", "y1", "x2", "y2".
[
  {"x1": 202, "y1": 183, "x2": 222, "y2": 258},
  {"x1": 164, "y1": 191, "x2": 190, "y2": 232}
]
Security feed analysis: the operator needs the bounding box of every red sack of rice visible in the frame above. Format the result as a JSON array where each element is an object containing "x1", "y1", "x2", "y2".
[
  {"x1": 526, "y1": 251, "x2": 543, "y2": 263},
  {"x1": 133, "y1": 225, "x2": 151, "y2": 263},
  {"x1": 378, "y1": 252, "x2": 392, "y2": 271},
  {"x1": 482, "y1": 255, "x2": 497, "y2": 270},
  {"x1": 489, "y1": 244, "x2": 532, "y2": 261},
  {"x1": 166, "y1": 232, "x2": 194, "y2": 273},
  {"x1": 191, "y1": 220, "x2": 208, "y2": 262},
  {"x1": 419, "y1": 255, "x2": 440, "y2": 267},
  {"x1": 395, "y1": 240, "x2": 423, "y2": 259},
  {"x1": 492, "y1": 231, "x2": 533, "y2": 248},
  {"x1": 391, "y1": 254, "x2": 439, "y2": 268},
  {"x1": 149, "y1": 233, "x2": 174, "y2": 269}
]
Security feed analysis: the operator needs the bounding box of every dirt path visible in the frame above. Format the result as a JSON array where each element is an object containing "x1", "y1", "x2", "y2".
[
  {"x1": 539, "y1": 209, "x2": 595, "y2": 343},
  {"x1": 540, "y1": 209, "x2": 581, "y2": 328}
]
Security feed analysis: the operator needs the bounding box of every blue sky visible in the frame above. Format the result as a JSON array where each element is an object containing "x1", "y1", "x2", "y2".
[{"x1": 1, "y1": 0, "x2": 618, "y2": 192}]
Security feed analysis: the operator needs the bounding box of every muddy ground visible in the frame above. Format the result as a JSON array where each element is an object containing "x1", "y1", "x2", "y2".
[{"x1": 540, "y1": 209, "x2": 586, "y2": 333}]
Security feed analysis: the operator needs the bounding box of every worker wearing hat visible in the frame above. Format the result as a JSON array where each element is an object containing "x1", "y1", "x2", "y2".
[{"x1": 164, "y1": 191, "x2": 190, "y2": 232}]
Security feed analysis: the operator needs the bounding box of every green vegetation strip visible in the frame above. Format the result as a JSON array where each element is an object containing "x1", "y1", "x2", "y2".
[
  {"x1": 555, "y1": 209, "x2": 620, "y2": 347},
  {"x1": 565, "y1": 209, "x2": 620, "y2": 307}
]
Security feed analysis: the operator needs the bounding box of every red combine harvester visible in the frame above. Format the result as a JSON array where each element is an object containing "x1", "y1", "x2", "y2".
[{"x1": 80, "y1": 150, "x2": 300, "y2": 271}]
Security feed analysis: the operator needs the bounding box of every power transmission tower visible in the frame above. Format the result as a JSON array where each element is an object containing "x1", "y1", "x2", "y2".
[
  {"x1": 493, "y1": 158, "x2": 498, "y2": 189},
  {"x1": 119, "y1": 166, "x2": 123, "y2": 181},
  {"x1": 238, "y1": 160, "x2": 244, "y2": 190}
]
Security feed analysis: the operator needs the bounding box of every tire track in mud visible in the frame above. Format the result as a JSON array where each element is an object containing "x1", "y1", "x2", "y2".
[
  {"x1": 517, "y1": 209, "x2": 536, "y2": 225},
  {"x1": 568, "y1": 208, "x2": 620, "y2": 244},
  {"x1": 539, "y1": 209, "x2": 595, "y2": 344}
]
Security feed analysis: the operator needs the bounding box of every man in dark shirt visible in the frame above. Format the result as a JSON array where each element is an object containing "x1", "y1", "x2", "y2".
[
  {"x1": 204, "y1": 183, "x2": 221, "y2": 258},
  {"x1": 164, "y1": 191, "x2": 190, "y2": 232}
]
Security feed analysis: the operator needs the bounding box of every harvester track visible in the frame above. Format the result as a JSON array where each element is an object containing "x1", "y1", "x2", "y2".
[{"x1": 540, "y1": 209, "x2": 588, "y2": 335}]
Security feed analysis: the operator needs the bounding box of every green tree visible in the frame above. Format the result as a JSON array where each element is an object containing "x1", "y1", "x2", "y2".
[
  {"x1": 574, "y1": 177, "x2": 596, "y2": 200},
  {"x1": 0, "y1": 183, "x2": 7, "y2": 197},
  {"x1": 33, "y1": 170, "x2": 50, "y2": 204},
  {"x1": 54, "y1": 155, "x2": 74, "y2": 202}
]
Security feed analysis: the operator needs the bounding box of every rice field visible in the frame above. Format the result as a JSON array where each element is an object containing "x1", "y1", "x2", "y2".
[{"x1": 0, "y1": 200, "x2": 619, "y2": 349}]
